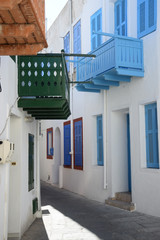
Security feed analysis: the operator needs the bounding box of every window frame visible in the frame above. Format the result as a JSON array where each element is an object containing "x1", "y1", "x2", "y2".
[
  {"x1": 90, "y1": 8, "x2": 102, "y2": 51},
  {"x1": 115, "y1": 0, "x2": 127, "y2": 36},
  {"x1": 28, "y1": 133, "x2": 34, "y2": 191},
  {"x1": 145, "y1": 102, "x2": 159, "y2": 169},
  {"x1": 64, "y1": 121, "x2": 72, "y2": 168},
  {"x1": 46, "y1": 127, "x2": 53, "y2": 159},
  {"x1": 73, "y1": 20, "x2": 81, "y2": 68},
  {"x1": 73, "y1": 117, "x2": 83, "y2": 170},
  {"x1": 97, "y1": 115, "x2": 104, "y2": 166},
  {"x1": 137, "y1": 0, "x2": 157, "y2": 38},
  {"x1": 64, "y1": 31, "x2": 70, "y2": 71}
]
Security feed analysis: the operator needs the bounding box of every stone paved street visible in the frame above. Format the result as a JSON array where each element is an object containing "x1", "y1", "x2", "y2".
[{"x1": 22, "y1": 181, "x2": 160, "y2": 240}]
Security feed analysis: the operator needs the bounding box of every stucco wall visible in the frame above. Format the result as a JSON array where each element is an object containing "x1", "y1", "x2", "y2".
[
  {"x1": 40, "y1": 0, "x2": 160, "y2": 217},
  {"x1": 0, "y1": 57, "x2": 39, "y2": 239}
]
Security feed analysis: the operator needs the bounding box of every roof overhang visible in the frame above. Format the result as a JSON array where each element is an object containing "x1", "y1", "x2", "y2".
[{"x1": 0, "y1": 0, "x2": 48, "y2": 55}]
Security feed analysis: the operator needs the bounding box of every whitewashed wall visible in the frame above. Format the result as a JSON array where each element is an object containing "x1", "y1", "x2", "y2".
[
  {"x1": 41, "y1": 0, "x2": 160, "y2": 217},
  {"x1": 107, "y1": 0, "x2": 160, "y2": 217},
  {"x1": 0, "y1": 57, "x2": 40, "y2": 239}
]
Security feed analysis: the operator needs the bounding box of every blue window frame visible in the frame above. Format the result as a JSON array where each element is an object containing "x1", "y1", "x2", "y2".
[
  {"x1": 73, "y1": 20, "x2": 81, "y2": 68},
  {"x1": 47, "y1": 128, "x2": 53, "y2": 159},
  {"x1": 137, "y1": 0, "x2": 157, "y2": 38},
  {"x1": 97, "y1": 115, "x2": 104, "y2": 166},
  {"x1": 64, "y1": 31, "x2": 70, "y2": 71},
  {"x1": 91, "y1": 8, "x2": 102, "y2": 51},
  {"x1": 115, "y1": 0, "x2": 127, "y2": 36},
  {"x1": 145, "y1": 103, "x2": 159, "y2": 168},
  {"x1": 73, "y1": 118, "x2": 83, "y2": 170},
  {"x1": 64, "y1": 121, "x2": 71, "y2": 168}
]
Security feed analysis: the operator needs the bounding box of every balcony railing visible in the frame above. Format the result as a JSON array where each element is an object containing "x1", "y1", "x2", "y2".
[
  {"x1": 18, "y1": 53, "x2": 70, "y2": 120},
  {"x1": 76, "y1": 34, "x2": 144, "y2": 92}
]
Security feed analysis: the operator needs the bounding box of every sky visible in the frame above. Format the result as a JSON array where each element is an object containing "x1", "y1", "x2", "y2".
[{"x1": 45, "y1": 0, "x2": 68, "y2": 30}]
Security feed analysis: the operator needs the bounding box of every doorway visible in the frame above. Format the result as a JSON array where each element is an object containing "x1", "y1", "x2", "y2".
[{"x1": 52, "y1": 127, "x2": 61, "y2": 185}]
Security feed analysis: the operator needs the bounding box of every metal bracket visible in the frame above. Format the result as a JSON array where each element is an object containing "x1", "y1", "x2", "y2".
[{"x1": 69, "y1": 81, "x2": 93, "y2": 84}]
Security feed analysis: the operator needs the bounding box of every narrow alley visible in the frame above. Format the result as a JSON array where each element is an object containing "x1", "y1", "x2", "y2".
[{"x1": 22, "y1": 181, "x2": 160, "y2": 240}]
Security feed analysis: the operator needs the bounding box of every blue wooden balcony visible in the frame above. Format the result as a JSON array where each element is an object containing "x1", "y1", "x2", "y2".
[{"x1": 76, "y1": 34, "x2": 144, "y2": 92}]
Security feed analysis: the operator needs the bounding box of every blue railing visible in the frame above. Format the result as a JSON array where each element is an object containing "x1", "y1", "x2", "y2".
[{"x1": 77, "y1": 35, "x2": 144, "y2": 82}]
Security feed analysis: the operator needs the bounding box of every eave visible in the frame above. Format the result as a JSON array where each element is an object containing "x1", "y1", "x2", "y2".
[{"x1": 0, "y1": 0, "x2": 48, "y2": 55}]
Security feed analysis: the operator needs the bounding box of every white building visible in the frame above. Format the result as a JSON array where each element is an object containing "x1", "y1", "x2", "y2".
[
  {"x1": 0, "y1": 1, "x2": 47, "y2": 239},
  {"x1": 40, "y1": 0, "x2": 160, "y2": 218}
]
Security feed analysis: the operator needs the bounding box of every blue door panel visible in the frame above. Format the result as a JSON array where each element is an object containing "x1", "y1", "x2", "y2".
[{"x1": 64, "y1": 123, "x2": 71, "y2": 166}]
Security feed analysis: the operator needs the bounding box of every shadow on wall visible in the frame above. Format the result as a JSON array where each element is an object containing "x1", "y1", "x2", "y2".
[{"x1": 52, "y1": 127, "x2": 61, "y2": 184}]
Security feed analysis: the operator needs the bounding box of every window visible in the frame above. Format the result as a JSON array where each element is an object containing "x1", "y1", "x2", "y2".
[
  {"x1": 145, "y1": 103, "x2": 159, "y2": 168},
  {"x1": 137, "y1": 0, "x2": 157, "y2": 38},
  {"x1": 73, "y1": 118, "x2": 83, "y2": 170},
  {"x1": 97, "y1": 115, "x2": 104, "y2": 166},
  {"x1": 64, "y1": 121, "x2": 71, "y2": 168},
  {"x1": 115, "y1": 0, "x2": 127, "y2": 36},
  {"x1": 64, "y1": 31, "x2": 70, "y2": 71},
  {"x1": 28, "y1": 134, "x2": 34, "y2": 191},
  {"x1": 47, "y1": 128, "x2": 53, "y2": 159},
  {"x1": 73, "y1": 20, "x2": 81, "y2": 68},
  {"x1": 91, "y1": 8, "x2": 102, "y2": 51}
]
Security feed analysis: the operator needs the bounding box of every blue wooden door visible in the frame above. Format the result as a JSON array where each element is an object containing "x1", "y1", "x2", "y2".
[
  {"x1": 74, "y1": 118, "x2": 83, "y2": 170},
  {"x1": 64, "y1": 122, "x2": 71, "y2": 167},
  {"x1": 127, "y1": 114, "x2": 131, "y2": 192}
]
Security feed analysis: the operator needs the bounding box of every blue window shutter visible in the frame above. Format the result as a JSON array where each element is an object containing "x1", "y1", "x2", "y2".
[
  {"x1": 91, "y1": 8, "x2": 102, "y2": 51},
  {"x1": 97, "y1": 10, "x2": 102, "y2": 47},
  {"x1": 91, "y1": 18, "x2": 96, "y2": 50},
  {"x1": 97, "y1": 115, "x2": 104, "y2": 166},
  {"x1": 64, "y1": 32, "x2": 70, "y2": 71},
  {"x1": 115, "y1": 0, "x2": 127, "y2": 36},
  {"x1": 140, "y1": 1, "x2": 146, "y2": 33},
  {"x1": 74, "y1": 118, "x2": 83, "y2": 170},
  {"x1": 137, "y1": 0, "x2": 157, "y2": 38},
  {"x1": 73, "y1": 20, "x2": 81, "y2": 68},
  {"x1": 145, "y1": 103, "x2": 159, "y2": 168},
  {"x1": 64, "y1": 122, "x2": 71, "y2": 167}
]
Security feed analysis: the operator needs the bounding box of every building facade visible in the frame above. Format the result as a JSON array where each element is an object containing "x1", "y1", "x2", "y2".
[
  {"x1": 0, "y1": 0, "x2": 47, "y2": 239},
  {"x1": 40, "y1": 0, "x2": 160, "y2": 218}
]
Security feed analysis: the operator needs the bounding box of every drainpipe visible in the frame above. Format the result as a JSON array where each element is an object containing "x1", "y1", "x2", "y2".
[
  {"x1": 36, "y1": 120, "x2": 42, "y2": 217},
  {"x1": 69, "y1": 0, "x2": 74, "y2": 167},
  {"x1": 103, "y1": 0, "x2": 107, "y2": 189},
  {"x1": 103, "y1": 90, "x2": 107, "y2": 189}
]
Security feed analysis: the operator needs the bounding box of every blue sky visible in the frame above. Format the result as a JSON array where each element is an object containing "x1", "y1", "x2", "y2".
[{"x1": 45, "y1": 0, "x2": 68, "y2": 30}]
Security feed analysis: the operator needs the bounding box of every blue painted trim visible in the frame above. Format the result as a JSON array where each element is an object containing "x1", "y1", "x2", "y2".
[
  {"x1": 73, "y1": 20, "x2": 81, "y2": 68},
  {"x1": 76, "y1": 85, "x2": 100, "y2": 93},
  {"x1": 93, "y1": 79, "x2": 119, "y2": 86},
  {"x1": 145, "y1": 103, "x2": 159, "y2": 169},
  {"x1": 104, "y1": 74, "x2": 131, "y2": 82},
  {"x1": 64, "y1": 32, "x2": 70, "y2": 71},
  {"x1": 115, "y1": 0, "x2": 127, "y2": 36},
  {"x1": 97, "y1": 115, "x2": 104, "y2": 166},
  {"x1": 137, "y1": 0, "x2": 157, "y2": 38},
  {"x1": 64, "y1": 122, "x2": 71, "y2": 167},
  {"x1": 84, "y1": 83, "x2": 109, "y2": 90},
  {"x1": 47, "y1": 130, "x2": 53, "y2": 157},
  {"x1": 91, "y1": 8, "x2": 102, "y2": 51}
]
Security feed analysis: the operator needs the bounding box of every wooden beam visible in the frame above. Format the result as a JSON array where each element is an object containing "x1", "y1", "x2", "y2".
[
  {"x1": 0, "y1": 0, "x2": 22, "y2": 10},
  {"x1": 0, "y1": 43, "x2": 45, "y2": 55},
  {"x1": 0, "y1": 24, "x2": 35, "y2": 38}
]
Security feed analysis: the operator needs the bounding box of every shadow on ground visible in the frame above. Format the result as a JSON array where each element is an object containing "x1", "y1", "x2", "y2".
[{"x1": 40, "y1": 181, "x2": 160, "y2": 240}]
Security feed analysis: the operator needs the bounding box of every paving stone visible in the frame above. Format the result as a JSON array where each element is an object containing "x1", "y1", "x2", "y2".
[{"x1": 21, "y1": 181, "x2": 160, "y2": 240}]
